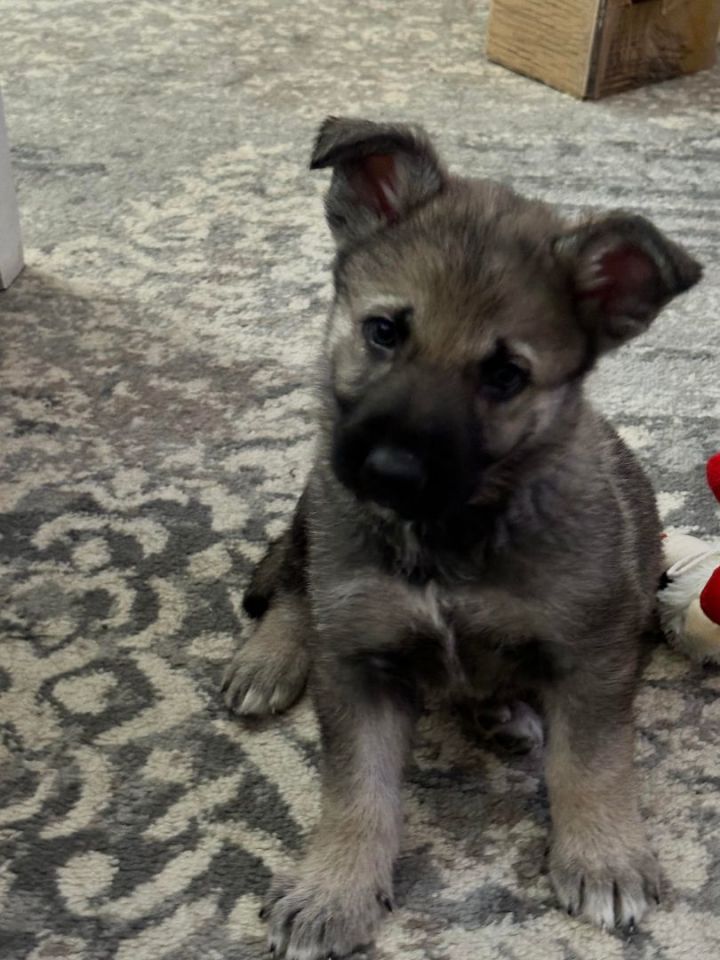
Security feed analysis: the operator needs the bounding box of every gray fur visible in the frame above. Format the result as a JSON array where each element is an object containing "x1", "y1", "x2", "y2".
[
  {"x1": 310, "y1": 116, "x2": 447, "y2": 248},
  {"x1": 224, "y1": 118, "x2": 702, "y2": 959}
]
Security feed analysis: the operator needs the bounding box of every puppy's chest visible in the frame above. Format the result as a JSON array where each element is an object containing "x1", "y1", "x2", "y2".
[{"x1": 405, "y1": 582, "x2": 541, "y2": 696}]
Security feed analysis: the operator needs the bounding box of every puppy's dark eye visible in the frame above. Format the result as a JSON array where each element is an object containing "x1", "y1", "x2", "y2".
[
  {"x1": 363, "y1": 315, "x2": 403, "y2": 351},
  {"x1": 480, "y1": 357, "x2": 529, "y2": 401}
]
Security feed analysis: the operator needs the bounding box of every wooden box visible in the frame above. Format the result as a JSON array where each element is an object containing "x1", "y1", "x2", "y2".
[{"x1": 487, "y1": 0, "x2": 720, "y2": 99}]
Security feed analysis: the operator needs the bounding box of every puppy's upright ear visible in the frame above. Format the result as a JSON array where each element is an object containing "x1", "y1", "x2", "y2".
[
  {"x1": 310, "y1": 116, "x2": 447, "y2": 247},
  {"x1": 555, "y1": 213, "x2": 702, "y2": 353}
]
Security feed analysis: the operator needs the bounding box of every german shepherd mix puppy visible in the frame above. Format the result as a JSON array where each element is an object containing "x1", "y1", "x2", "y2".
[{"x1": 222, "y1": 118, "x2": 702, "y2": 959}]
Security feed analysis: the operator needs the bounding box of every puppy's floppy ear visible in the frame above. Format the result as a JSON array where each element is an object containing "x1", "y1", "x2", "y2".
[
  {"x1": 555, "y1": 213, "x2": 702, "y2": 353},
  {"x1": 310, "y1": 116, "x2": 447, "y2": 247}
]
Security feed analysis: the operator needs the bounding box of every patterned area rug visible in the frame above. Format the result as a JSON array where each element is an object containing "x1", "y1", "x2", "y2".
[{"x1": 1, "y1": 3, "x2": 719, "y2": 958}]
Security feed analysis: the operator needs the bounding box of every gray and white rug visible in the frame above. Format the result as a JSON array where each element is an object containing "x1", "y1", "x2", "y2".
[{"x1": 1, "y1": 2, "x2": 719, "y2": 958}]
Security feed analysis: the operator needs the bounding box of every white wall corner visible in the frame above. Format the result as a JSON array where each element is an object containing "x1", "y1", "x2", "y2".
[{"x1": 0, "y1": 88, "x2": 24, "y2": 290}]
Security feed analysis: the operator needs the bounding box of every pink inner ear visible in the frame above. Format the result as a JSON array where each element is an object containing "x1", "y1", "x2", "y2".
[
  {"x1": 349, "y1": 154, "x2": 399, "y2": 223},
  {"x1": 582, "y1": 245, "x2": 657, "y2": 304}
]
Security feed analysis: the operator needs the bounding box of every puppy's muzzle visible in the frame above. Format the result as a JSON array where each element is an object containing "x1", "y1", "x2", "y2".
[{"x1": 332, "y1": 367, "x2": 483, "y2": 520}]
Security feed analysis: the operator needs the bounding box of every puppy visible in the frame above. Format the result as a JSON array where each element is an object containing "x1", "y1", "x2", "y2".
[{"x1": 223, "y1": 118, "x2": 702, "y2": 959}]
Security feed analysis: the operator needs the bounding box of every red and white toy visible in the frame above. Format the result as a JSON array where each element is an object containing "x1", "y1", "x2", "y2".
[{"x1": 658, "y1": 453, "x2": 720, "y2": 664}]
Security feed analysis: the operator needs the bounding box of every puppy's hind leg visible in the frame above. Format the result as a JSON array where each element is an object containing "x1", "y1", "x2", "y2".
[
  {"x1": 463, "y1": 697, "x2": 544, "y2": 755},
  {"x1": 223, "y1": 490, "x2": 311, "y2": 716},
  {"x1": 241, "y1": 488, "x2": 309, "y2": 620},
  {"x1": 223, "y1": 590, "x2": 312, "y2": 716}
]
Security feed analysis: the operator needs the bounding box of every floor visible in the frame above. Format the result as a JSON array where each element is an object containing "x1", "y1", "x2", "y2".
[{"x1": 1, "y1": 2, "x2": 719, "y2": 958}]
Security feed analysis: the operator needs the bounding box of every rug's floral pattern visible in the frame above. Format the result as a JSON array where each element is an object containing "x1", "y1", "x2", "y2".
[{"x1": 1, "y1": 2, "x2": 719, "y2": 958}]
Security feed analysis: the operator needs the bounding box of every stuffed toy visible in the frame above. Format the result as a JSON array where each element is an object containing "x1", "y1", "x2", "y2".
[{"x1": 658, "y1": 453, "x2": 720, "y2": 664}]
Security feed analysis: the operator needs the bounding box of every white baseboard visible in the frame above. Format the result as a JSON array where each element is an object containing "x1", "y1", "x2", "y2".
[{"x1": 0, "y1": 88, "x2": 24, "y2": 290}]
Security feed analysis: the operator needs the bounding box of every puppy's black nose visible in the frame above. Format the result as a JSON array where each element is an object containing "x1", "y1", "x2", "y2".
[{"x1": 362, "y1": 445, "x2": 426, "y2": 514}]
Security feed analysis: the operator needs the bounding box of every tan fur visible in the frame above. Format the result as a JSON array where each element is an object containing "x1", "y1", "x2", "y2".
[
  {"x1": 545, "y1": 692, "x2": 660, "y2": 928},
  {"x1": 265, "y1": 695, "x2": 412, "y2": 958},
  {"x1": 222, "y1": 593, "x2": 311, "y2": 715}
]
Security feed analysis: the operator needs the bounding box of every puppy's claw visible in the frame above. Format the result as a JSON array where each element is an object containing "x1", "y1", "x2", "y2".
[
  {"x1": 645, "y1": 877, "x2": 661, "y2": 907},
  {"x1": 377, "y1": 892, "x2": 393, "y2": 912},
  {"x1": 612, "y1": 880, "x2": 621, "y2": 926},
  {"x1": 238, "y1": 685, "x2": 269, "y2": 715}
]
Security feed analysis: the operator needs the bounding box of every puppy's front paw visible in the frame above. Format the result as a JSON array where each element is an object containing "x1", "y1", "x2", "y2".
[
  {"x1": 263, "y1": 871, "x2": 392, "y2": 959},
  {"x1": 550, "y1": 837, "x2": 660, "y2": 931}
]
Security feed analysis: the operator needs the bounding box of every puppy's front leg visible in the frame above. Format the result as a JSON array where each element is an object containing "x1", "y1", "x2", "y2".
[
  {"x1": 265, "y1": 655, "x2": 416, "y2": 960},
  {"x1": 544, "y1": 656, "x2": 660, "y2": 931}
]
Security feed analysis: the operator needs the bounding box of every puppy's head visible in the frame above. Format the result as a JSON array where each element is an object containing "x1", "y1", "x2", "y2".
[{"x1": 311, "y1": 117, "x2": 701, "y2": 522}]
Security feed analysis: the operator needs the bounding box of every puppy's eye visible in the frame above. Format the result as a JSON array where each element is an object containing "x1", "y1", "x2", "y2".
[
  {"x1": 480, "y1": 358, "x2": 529, "y2": 401},
  {"x1": 363, "y1": 315, "x2": 403, "y2": 351}
]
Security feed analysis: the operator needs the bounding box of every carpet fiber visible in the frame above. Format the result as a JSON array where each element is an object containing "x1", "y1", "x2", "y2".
[{"x1": 1, "y1": 2, "x2": 720, "y2": 958}]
